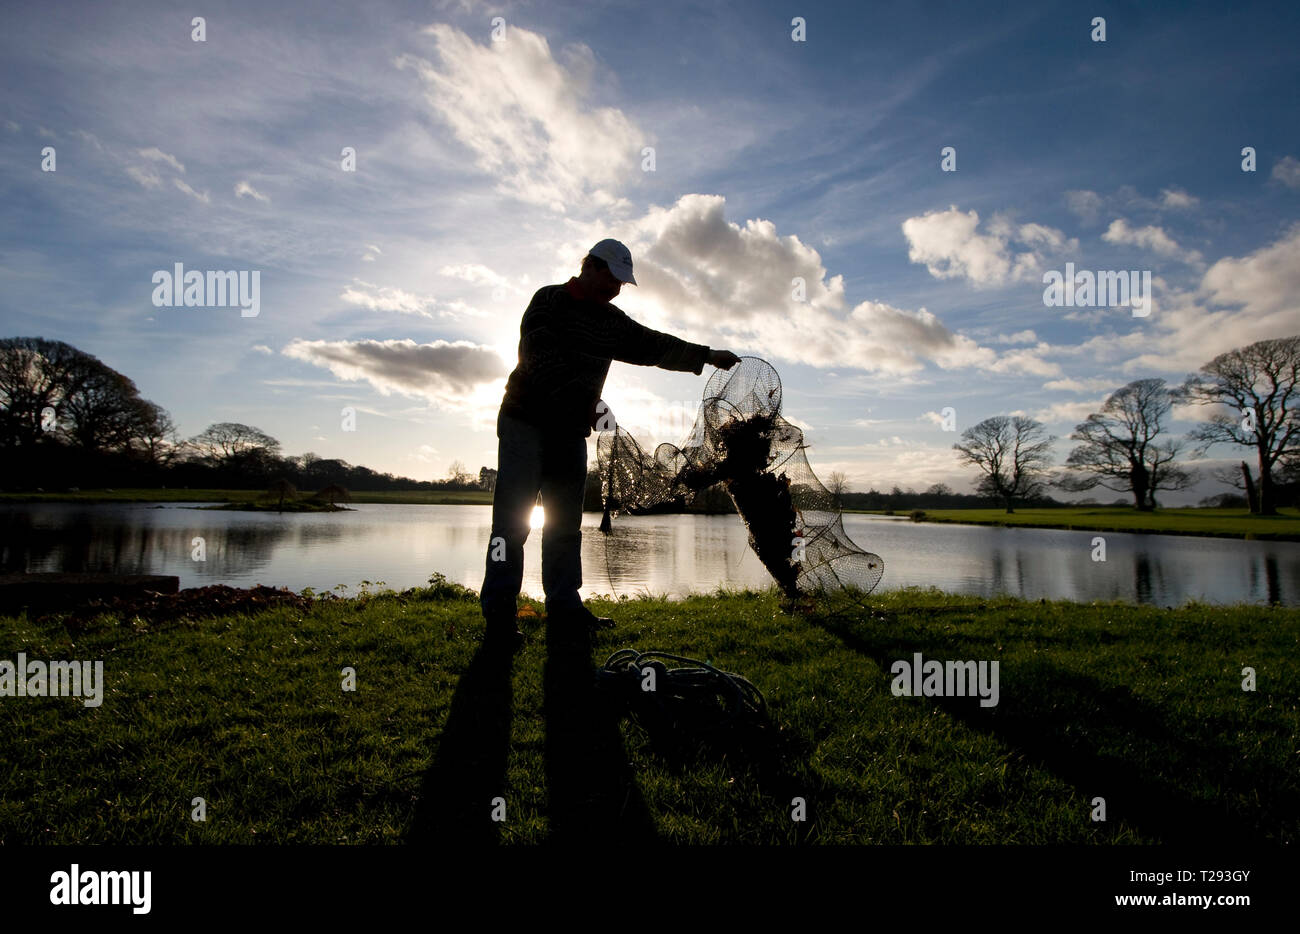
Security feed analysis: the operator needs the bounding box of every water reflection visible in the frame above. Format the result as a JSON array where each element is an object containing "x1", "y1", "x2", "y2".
[
  {"x1": 1, "y1": 504, "x2": 337, "y2": 580},
  {"x1": 1134, "y1": 553, "x2": 1153, "y2": 605},
  {"x1": 1249, "y1": 553, "x2": 1282, "y2": 606},
  {"x1": 0, "y1": 502, "x2": 1297, "y2": 606}
]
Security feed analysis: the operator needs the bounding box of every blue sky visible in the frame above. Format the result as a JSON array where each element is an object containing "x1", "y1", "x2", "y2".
[{"x1": 2, "y1": 0, "x2": 1298, "y2": 501}]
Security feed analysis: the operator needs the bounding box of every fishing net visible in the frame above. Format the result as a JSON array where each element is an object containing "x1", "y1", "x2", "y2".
[{"x1": 596, "y1": 357, "x2": 884, "y2": 599}]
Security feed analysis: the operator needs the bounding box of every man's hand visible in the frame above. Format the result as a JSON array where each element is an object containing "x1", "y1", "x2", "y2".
[{"x1": 708, "y1": 349, "x2": 741, "y2": 370}]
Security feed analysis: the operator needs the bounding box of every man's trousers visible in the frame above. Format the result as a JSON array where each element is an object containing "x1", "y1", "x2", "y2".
[{"x1": 480, "y1": 411, "x2": 588, "y2": 621}]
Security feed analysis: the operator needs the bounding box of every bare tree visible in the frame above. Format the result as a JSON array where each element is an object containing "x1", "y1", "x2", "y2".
[
  {"x1": 0, "y1": 337, "x2": 162, "y2": 454},
  {"x1": 445, "y1": 459, "x2": 472, "y2": 486},
  {"x1": 0, "y1": 337, "x2": 84, "y2": 447},
  {"x1": 189, "y1": 422, "x2": 281, "y2": 466},
  {"x1": 315, "y1": 483, "x2": 351, "y2": 507},
  {"x1": 57, "y1": 354, "x2": 142, "y2": 451},
  {"x1": 953, "y1": 416, "x2": 1055, "y2": 513},
  {"x1": 826, "y1": 471, "x2": 849, "y2": 499},
  {"x1": 1208, "y1": 461, "x2": 1262, "y2": 512},
  {"x1": 262, "y1": 478, "x2": 297, "y2": 511},
  {"x1": 127, "y1": 399, "x2": 179, "y2": 465},
  {"x1": 1056, "y1": 379, "x2": 1195, "y2": 510},
  {"x1": 1182, "y1": 335, "x2": 1300, "y2": 515}
]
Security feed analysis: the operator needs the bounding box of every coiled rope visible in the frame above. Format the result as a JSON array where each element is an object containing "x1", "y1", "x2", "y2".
[{"x1": 595, "y1": 648, "x2": 766, "y2": 734}]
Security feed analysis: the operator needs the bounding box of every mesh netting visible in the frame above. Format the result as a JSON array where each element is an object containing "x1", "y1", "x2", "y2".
[{"x1": 597, "y1": 357, "x2": 884, "y2": 599}]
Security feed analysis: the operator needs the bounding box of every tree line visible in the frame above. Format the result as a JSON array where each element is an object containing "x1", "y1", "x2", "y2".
[
  {"x1": 951, "y1": 335, "x2": 1300, "y2": 514},
  {"x1": 2, "y1": 335, "x2": 1296, "y2": 513},
  {"x1": 0, "y1": 337, "x2": 490, "y2": 494}
]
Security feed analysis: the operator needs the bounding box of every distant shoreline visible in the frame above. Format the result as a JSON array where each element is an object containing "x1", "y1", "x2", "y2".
[
  {"x1": 3, "y1": 491, "x2": 1297, "y2": 541},
  {"x1": 0, "y1": 488, "x2": 495, "y2": 506},
  {"x1": 844, "y1": 506, "x2": 1300, "y2": 542}
]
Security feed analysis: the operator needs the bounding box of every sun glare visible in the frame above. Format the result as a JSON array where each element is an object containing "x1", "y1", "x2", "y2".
[{"x1": 529, "y1": 504, "x2": 545, "y2": 529}]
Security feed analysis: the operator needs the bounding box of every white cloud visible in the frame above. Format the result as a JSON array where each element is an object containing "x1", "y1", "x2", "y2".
[
  {"x1": 138, "y1": 147, "x2": 185, "y2": 173},
  {"x1": 1064, "y1": 189, "x2": 1103, "y2": 223},
  {"x1": 1006, "y1": 221, "x2": 1072, "y2": 250},
  {"x1": 1070, "y1": 186, "x2": 1200, "y2": 223},
  {"x1": 122, "y1": 146, "x2": 207, "y2": 202},
  {"x1": 125, "y1": 165, "x2": 163, "y2": 189},
  {"x1": 847, "y1": 444, "x2": 972, "y2": 494},
  {"x1": 439, "y1": 262, "x2": 517, "y2": 292},
  {"x1": 1061, "y1": 306, "x2": 1109, "y2": 325},
  {"x1": 1042, "y1": 376, "x2": 1117, "y2": 393},
  {"x1": 172, "y1": 178, "x2": 210, "y2": 203},
  {"x1": 339, "y1": 280, "x2": 439, "y2": 317},
  {"x1": 1102, "y1": 218, "x2": 1201, "y2": 264},
  {"x1": 1029, "y1": 397, "x2": 1105, "y2": 426},
  {"x1": 993, "y1": 329, "x2": 1037, "y2": 344},
  {"x1": 901, "y1": 206, "x2": 1072, "y2": 287},
  {"x1": 985, "y1": 344, "x2": 1063, "y2": 378},
  {"x1": 1107, "y1": 226, "x2": 1300, "y2": 373},
  {"x1": 282, "y1": 338, "x2": 509, "y2": 407},
  {"x1": 70, "y1": 129, "x2": 103, "y2": 151},
  {"x1": 1272, "y1": 156, "x2": 1300, "y2": 190},
  {"x1": 1201, "y1": 223, "x2": 1300, "y2": 323},
  {"x1": 1169, "y1": 401, "x2": 1206, "y2": 423},
  {"x1": 361, "y1": 244, "x2": 382, "y2": 262},
  {"x1": 1160, "y1": 187, "x2": 1198, "y2": 209},
  {"x1": 441, "y1": 299, "x2": 489, "y2": 319},
  {"x1": 234, "y1": 180, "x2": 270, "y2": 202},
  {"x1": 397, "y1": 24, "x2": 642, "y2": 212},
  {"x1": 605, "y1": 194, "x2": 1002, "y2": 375},
  {"x1": 250, "y1": 344, "x2": 274, "y2": 355}
]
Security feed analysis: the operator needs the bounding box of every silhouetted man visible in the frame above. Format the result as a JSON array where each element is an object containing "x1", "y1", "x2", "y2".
[{"x1": 481, "y1": 239, "x2": 739, "y2": 651}]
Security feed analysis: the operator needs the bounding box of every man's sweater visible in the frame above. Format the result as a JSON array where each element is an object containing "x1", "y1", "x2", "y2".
[{"x1": 499, "y1": 278, "x2": 711, "y2": 437}]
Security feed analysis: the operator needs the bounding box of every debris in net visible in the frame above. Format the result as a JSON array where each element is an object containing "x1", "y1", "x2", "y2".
[{"x1": 597, "y1": 357, "x2": 884, "y2": 599}]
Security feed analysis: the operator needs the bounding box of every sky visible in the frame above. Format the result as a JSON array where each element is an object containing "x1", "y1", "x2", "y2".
[{"x1": 2, "y1": 0, "x2": 1298, "y2": 502}]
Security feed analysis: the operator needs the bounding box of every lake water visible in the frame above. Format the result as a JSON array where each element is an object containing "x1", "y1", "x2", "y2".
[{"x1": 1, "y1": 502, "x2": 1297, "y2": 606}]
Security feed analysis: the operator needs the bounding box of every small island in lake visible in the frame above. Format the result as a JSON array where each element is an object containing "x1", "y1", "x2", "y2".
[{"x1": 203, "y1": 481, "x2": 354, "y2": 512}]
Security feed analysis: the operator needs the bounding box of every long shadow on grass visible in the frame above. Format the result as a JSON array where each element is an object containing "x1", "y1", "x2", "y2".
[
  {"x1": 812, "y1": 607, "x2": 1294, "y2": 844},
  {"x1": 407, "y1": 643, "x2": 513, "y2": 845},
  {"x1": 543, "y1": 627, "x2": 658, "y2": 844},
  {"x1": 625, "y1": 707, "x2": 826, "y2": 844}
]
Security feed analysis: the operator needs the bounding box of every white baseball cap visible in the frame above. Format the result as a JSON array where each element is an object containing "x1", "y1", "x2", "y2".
[{"x1": 587, "y1": 238, "x2": 637, "y2": 285}]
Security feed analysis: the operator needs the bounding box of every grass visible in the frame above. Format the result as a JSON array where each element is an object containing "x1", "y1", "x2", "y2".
[
  {"x1": 2, "y1": 583, "x2": 1296, "y2": 845},
  {"x1": 847, "y1": 506, "x2": 1300, "y2": 541},
  {"x1": 0, "y1": 488, "x2": 495, "y2": 505}
]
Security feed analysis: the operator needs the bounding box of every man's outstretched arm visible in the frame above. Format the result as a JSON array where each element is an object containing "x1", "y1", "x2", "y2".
[
  {"x1": 519, "y1": 287, "x2": 739, "y2": 373},
  {"x1": 604, "y1": 307, "x2": 738, "y2": 374}
]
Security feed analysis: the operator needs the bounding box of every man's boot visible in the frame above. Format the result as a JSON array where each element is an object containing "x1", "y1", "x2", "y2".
[
  {"x1": 548, "y1": 604, "x2": 615, "y2": 633},
  {"x1": 483, "y1": 616, "x2": 525, "y2": 654}
]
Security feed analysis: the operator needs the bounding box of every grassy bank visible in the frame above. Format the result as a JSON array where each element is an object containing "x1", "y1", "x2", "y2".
[
  {"x1": 2, "y1": 584, "x2": 1295, "y2": 845},
  {"x1": 848, "y1": 506, "x2": 1300, "y2": 541},
  {"x1": 0, "y1": 488, "x2": 495, "y2": 506}
]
